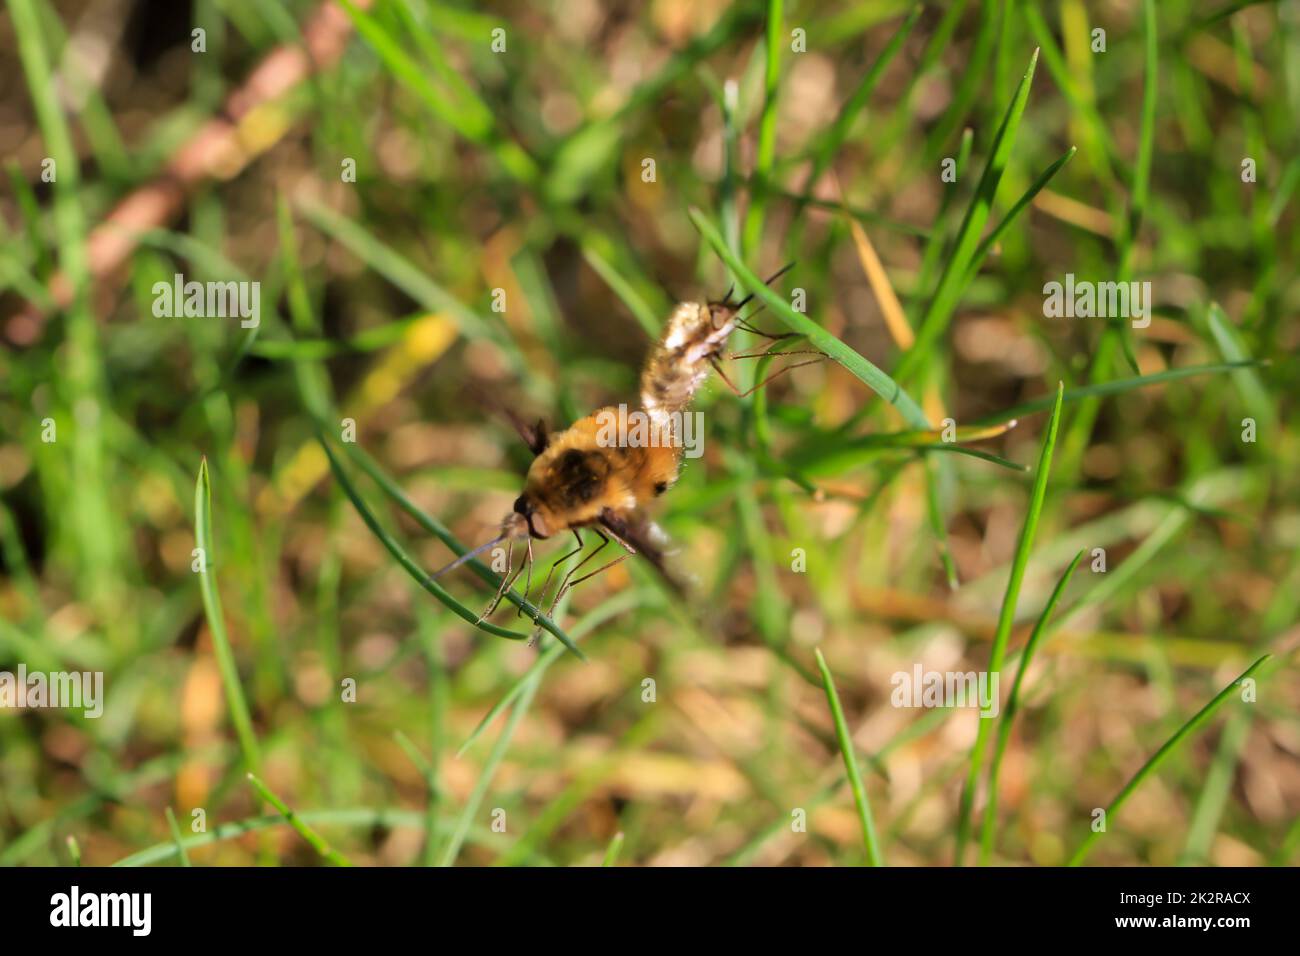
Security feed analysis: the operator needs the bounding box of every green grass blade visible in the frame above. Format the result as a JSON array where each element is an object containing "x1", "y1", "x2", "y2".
[
  {"x1": 1180, "y1": 709, "x2": 1252, "y2": 865},
  {"x1": 896, "y1": 49, "x2": 1040, "y2": 383},
  {"x1": 299, "y1": 200, "x2": 496, "y2": 340},
  {"x1": 439, "y1": 673, "x2": 542, "y2": 866},
  {"x1": 581, "y1": 243, "x2": 661, "y2": 337},
  {"x1": 336, "y1": 0, "x2": 537, "y2": 183},
  {"x1": 954, "y1": 381, "x2": 1064, "y2": 863},
  {"x1": 1129, "y1": 0, "x2": 1158, "y2": 247},
  {"x1": 788, "y1": 428, "x2": 1029, "y2": 476},
  {"x1": 112, "y1": 808, "x2": 508, "y2": 867},
  {"x1": 979, "y1": 547, "x2": 1085, "y2": 864},
  {"x1": 317, "y1": 437, "x2": 543, "y2": 646},
  {"x1": 194, "y1": 459, "x2": 262, "y2": 773},
  {"x1": 814, "y1": 648, "x2": 883, "y2": 866},
  {"x1": 1018, "y1": 0, "x2": 1121, "y2": 183},
  {"x1": 1117, "y1": 0, "x2": 1159, "y2": 375},
  {"x1": 914, "y1": 127, "x2": 975, "y2": 303},
  {"x1": 1206, "y1": 303, "x2": 1275, "y2": 430},
  {"x1": 802, "y1": 6, "x2": 922, "y2": 194},
  {"x1": 1068, "y1": 655, "x2": 1272, "y2": 866},
  {"x1": 245, "y1": 773, "x2": 352, "y2": 866},
  {"x1": 164, "y1": 807, "x2": 191, "y2": 867},
  {"x1": 740, "y1": 0, "x2": 784, "y2": 259},
  {"x1": 690, "y1": 208, "x2": 930, "y2": 429},
  {"x1": 338, "y1": 441, "x2": 584, "y2": 658},
  {"x1": 601, "y1": 831, "x2": 625, "y2": 866},
  {"x1": 967, "y1": 361, "x2": 1264, "y2": 426},
  {"x1": 966, "y1": 146, "x2": 1077, "y2": 281},
  {"x1": 924, "y1": 455, "x2": 959, "y2": 590},
  {"x1": 457, "y1": 590, "x2": 643, "y2": 756}
]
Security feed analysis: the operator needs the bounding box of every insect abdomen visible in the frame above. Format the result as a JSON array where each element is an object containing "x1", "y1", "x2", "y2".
[{"x1": 639, "y1": 302, "x2": 732, "y2": 424}]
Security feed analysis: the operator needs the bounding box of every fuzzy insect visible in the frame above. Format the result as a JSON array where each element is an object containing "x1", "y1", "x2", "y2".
[{"x1": 435, "y1": 265, "x2": 815, "y2": 639}]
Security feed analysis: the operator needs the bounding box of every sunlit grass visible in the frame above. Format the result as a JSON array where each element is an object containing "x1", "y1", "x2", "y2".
[{"x1": 0, "y1": 0, "x2": 1294, "y2": 869}]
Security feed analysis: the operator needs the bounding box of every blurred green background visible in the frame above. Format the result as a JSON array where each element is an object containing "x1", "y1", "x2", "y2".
[{"x1": 0, "y1": 0, "x2": 1297, "y2": 866}]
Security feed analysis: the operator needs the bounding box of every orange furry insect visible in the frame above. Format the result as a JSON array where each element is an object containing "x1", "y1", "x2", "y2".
[{"x1": 434, "y1": 264, "x2": 814, "y2": 640}]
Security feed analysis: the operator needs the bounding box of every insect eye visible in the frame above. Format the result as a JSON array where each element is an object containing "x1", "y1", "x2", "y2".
[{"x1": 513, "y1": 495, "x2": 532, "y2": 516}]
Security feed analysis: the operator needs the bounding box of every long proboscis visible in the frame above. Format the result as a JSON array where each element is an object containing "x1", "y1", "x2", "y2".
[{"x1": 431, "y1": 533, "x2": 509, "y2": 580}]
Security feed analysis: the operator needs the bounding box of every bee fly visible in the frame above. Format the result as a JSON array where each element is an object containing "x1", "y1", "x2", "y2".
[{"x1": 433, "y1": 263, "x2": 821, "y2": 641}]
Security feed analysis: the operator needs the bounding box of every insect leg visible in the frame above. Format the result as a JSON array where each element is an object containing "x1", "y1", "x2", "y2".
[
  {"x1": 545, "y1": 530, "x2": 610, "y2": 618},
  {"x1": 545, "y1": 537, "x2": 633, "y2": 627},
  {"x1": 476, "y1": 536, "x2": 517, "y2": 622},
  {"x1": 516, "y1": 535, "x2": 535, "y2": 618},
  {"x1": 532, "y1": 529, "x2": 584, "y2": 618},
  {"x1": 709, "y1": 357, "x2": 743, "y2": 396},
  {"x1": 527, "y1": 529, "x2": 592, "y2": 646},
  {"x1": 711, "y1": 353, "x2": 822, "y2": 397},
  {"x1": 734, "y1": 323, "x2": 793, "y2": 342},
  {"x1": 728, "y1": 360, "x2": 825, "y2": 398},
  {"x1": 715, "y1": 332, "x2": 828, "y2": 397},
  {"x1": 734, "y1": 306, "x2": 797, "y2": 341},
  {"x1": 729, "y1": 348, "x2": 825, "y2": 360}
]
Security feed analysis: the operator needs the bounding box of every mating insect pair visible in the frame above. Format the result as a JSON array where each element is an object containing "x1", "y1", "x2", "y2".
[{"x1": 432, "y1": 264, "x2": 823, "y2": 642}]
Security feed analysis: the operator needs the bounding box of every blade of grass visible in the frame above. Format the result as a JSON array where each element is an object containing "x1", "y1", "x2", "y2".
[
  {"x1": 1273, "y1": 814, "x2": 1300, "y2": 865},
  {"x1": 967, "y1": 361, "x2": 1264, "y2": 426},
  {"x1": 787, "y1": 433, "x2": 1028, "y2": 476},
  {"x1": 1128, "y1": 0, "x2": 1158, "y2": 262},
  {"x1": 1059, "y1": 0, "x2": 1160, "y2": 455},
  {"x1": 954, "y1": 381, "x2": 1064, "y2": 864},
  {"x1": 317, "y1": 437, "x2": 545, "y2": 647},
  {"x1": 338, "y1": 441, "x2": 584, "y2": 657},
  {"x1": 1117, "y1": 0, "x2": 1160, "y2": 375},
  {"x1": 895, "y1": 49, "x2": 1040, "y2": 384},
  {"x1": 1206, "y1": 303, "x2": 1275, "y2": 430},
  {"x1": 923, "y1": 1, "x2": 1001, "y2": 163},
  {"x1": 1018, "y1": 0, "x2": 1121, "y2": 183},
  {"x1": 814, "y1": 648, "x2": 883, "y2": 866},
  {"x1": 690, "y1": 208, "x2": 930, "y2": 429},
  {"x1": 601, "y1": 831, "x2": 625, "y2": 866},
  {"x1": 581, "y1": 242, "x2": 661, "y2": 336},
  {"x1": 113, "y1": 807, "x2": 507, "y2": 867},
  {"x1": 740, "y1": 0, "x2": 784, "y2": 260},
  {"x1": 979, "y1": 547, "x2": 1085, "y2": 864},
  {"x1": 195, "y1": 458, "x2": 262, "y2": 773},
  {"x1": 394, "y1": 725, "x2": 440, "y2": 866},
  {"x1": 545, "y1": 4, "x2": 761, "y2": 202},
  {"x1": 336, "y1": 0, "x2": 537, "y2": 183},
  {"x1": 457, "y1": 590, "x2": 645, "y2": 756},
  {"x1": 1179, "y1": 708, "x2": 1252, "y2": 865},
  {"x1": 245, "y1": 773, "x2": 352, "y2": 866},
  {"x1": 1068, "y1": 655, "x2": 1272, "y2": 866},
  {"x1": 800, "y1": 6, "x2": 921, "y2": 200},
  {"x1": 299, "y1": 200, "x2": 498, "y2": 341},
  {"x1": 847, "y1": 214, "x2": 913, "y2": 349},
  {"x1": 164, "y1": 807, "x2": 191, "y2": 867},
  {"x1": 924, "y1": 455, "x2": 960, "y2": 589},
  {"x1": 439, "y1": 671, "x2": 542, "y2": 866},
  {"x1": 912, "y1": 127, "x2": 974, "y2": 305},
  {"x1": 496, "y1": 712, "x2": 660, "y2": 866},
  {"x1": 966, "y1": 146, "x2": 1077, "y2": 281}
]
